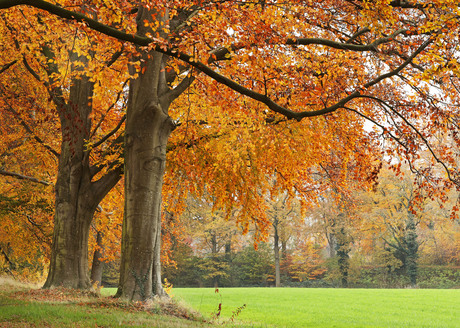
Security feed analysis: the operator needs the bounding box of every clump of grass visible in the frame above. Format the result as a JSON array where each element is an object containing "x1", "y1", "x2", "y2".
[{"x1": 142, "y1": 296, "x2": 204, "y2": 321}]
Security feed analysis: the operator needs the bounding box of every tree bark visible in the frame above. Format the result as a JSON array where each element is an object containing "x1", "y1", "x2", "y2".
[
  {"x1": 44, "y1": 204, "x2": 94, "y2": 288},
  {"x1": 117, "y1": 89, "x2": 173, "y2": 300},
  {"x1": 43, "y1": 67, "x2": 95, "y2": 289},
  {"x1": 90, "y1": 231, "x2": 105, "y2": 288},
  {"x1": 116, "y1": 42, "x2": 174, "y2": 299},
  {"x1": 116, "y1": 6, "x2": 192, "y2": 301},
  {"x1": 335, "y1": 226, "x2": 350, "y2": 288},
  {"x1": 273, "y1": 217, "x2": 281, "y2": 287},
  {"x1": 153, "y1": 218, "x2": 167, "y2": 296},
  {"x1": 43, "y1": 55, "x2": 122, "y2": 289}
]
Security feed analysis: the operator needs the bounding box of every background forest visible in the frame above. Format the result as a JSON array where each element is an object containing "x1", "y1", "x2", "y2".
[
  {"x1": 137, "y1": 167, "x2": 460, "y2": 289},
  {"x1": 2, "y1": 163, "x2": 458, "y2": 289}
]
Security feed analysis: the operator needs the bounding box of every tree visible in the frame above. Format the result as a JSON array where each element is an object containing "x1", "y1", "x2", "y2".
[
  {"x1": 266, "y1": 189, "x2": 301, "y2": 287},
  {"x1": 178, "y1": 195, "x2": 240, "y2": 287},
  {"x1": 2, "y1": 0, "x2": 460, "y2": 301},
  {"x1": 233, "y1": 243, "x2": 273, "y2": 286},
  {"x1": 89, "y1": 183, "x2": 124, "y2": 288},
  {"x1": 0, "y1": 84, "x2": 55, "y2": 279},
  {"x1": 288, "y1": 240, "x2": 326, "y2": 283},
  {"x1": 0, "y1": 8, "x2": 127, "y2": 288},
  {"x1": 358, "y1": 167, "x2": 434, "y2": 286},
  {"x1": 0, "y1": 182, "x2": 53, "y2": 280}
]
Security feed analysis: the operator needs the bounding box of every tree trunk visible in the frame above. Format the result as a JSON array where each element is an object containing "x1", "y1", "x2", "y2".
[
  {"x1": 326, "y1": 232, "x2": 337, "y2": 258},
  {"x1": 405, "y1": 213, "x2": 418, "y2": 287},
  {"x1": 337, "y1": 246, "x2": 349, "y2": 288},
  {"x1": 43, "y1": 57, "x2": 122, "y2": 289},
  {"x1": 211, "y1": 233, "x2": 219, "y2": 288},
  {"x1": 281, "y1": 239, "x2": 287, "y2": 259},
  {"x1": 43, "y1": 67, "x2": 96, "y2": 289},
  {"x1": 225, "y1": 240, "x2": 233, "y2": 286},
  {"x1": 273, "y1": 217, "x2": 281, "y2": 287},
  {"x1": 117, "y1": 96, "x2": 172, "y2": 300},
  {"x1": 44, "y1": 202, "x2": 94, "y2": 289},
  {"x1": 116, "y1": 6, "x2": 192, "y2": 301},
  {"x1": 153, "y1": 220, "x2": 166, "y2": 296},
  {"x1": 116, "y1": 42, "x2": 174, "y2": 300},
  {"x1": 335, "y1": 227, "x2": 350, "y2": 288},
  {"x1": 90, "y1": 231, "x2": 104, "y2": 288}
]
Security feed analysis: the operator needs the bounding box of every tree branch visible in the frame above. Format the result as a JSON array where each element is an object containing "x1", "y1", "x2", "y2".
[
  {"x1": 0, "y1": 60, "x2": 17, "y2": 74},
  {"x1": 162, "y1": 73, "x2": 195, "y2": 106},
  {"x1": 355, "y1": 95, "x2": 455, "y2": 183},
  {"x1": 0, "y1": 91, "x2": 60, "y2": 158},
  {"x1": 90, "y1": 114, "x2": 126, "y2": 150},
  {"x1": 89, "y1": 133, "x2": 124, "y2": 178},
  {"x1": 0, "y1": 245, "x2": 16, "y2": 275},
  {"x1": 106, "y1": 47, "x2": 124, "y2": 68},
  {"x1": 91, "y1": 164, "x2": 123, "y2": 206},
  {"x1": 0, "y1": 0, "x2": 432, "y2": 121},
  {"x1": 346, "y1": 27, "x2": 371, "y2": 43},
  {"x1": 0, "y1": 0, "x2": 151, "y2": 45},
  {"x1": 0, "y1": 169, "x2": 51, "y2": 186},
  {"x1": 22, "y1": 56, "x2": 43, "y2": 82},
  {"x1": 90, "y1": 79, "x2": 128, "y2": 138},
  {"x1": 286, "y1": 29, "x2": 408, "y2": 52}
]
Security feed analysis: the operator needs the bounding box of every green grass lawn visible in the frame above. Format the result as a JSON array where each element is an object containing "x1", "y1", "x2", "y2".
[
  {"x1": 166, "y1": 287, "x2": 459, "y2": 328},
  {"x1": 3, "y1": 283, "x2": 458, "y2": 328}
]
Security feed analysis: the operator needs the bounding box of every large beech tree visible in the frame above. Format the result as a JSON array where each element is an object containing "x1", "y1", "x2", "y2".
[
  {"x1": 44, "y1": 54, "x2": 124, "y2": 289},
  {"x1": 2, "y1": 0, "x2": 460, "y2": 301},
  {"x1": 0, "y1": 7, "x2": 127, "y2": 288},
  {"x1": 116, "y1": 6, "x2": 189, "y2": 299}
]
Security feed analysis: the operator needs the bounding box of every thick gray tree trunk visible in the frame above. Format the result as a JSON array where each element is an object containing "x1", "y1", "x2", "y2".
[
  {"x1": 44, "y1": 70, "x2": 95, "y2": 289},
  {"x1": 43, "y1": 55, "x2": 122, "y2": 289},
  {"x1": 117, "y1": 64, "x2": 173, "y2": 300},
  {"x1": 116, "y1": 6, "x2": 193, "y2": 301}
]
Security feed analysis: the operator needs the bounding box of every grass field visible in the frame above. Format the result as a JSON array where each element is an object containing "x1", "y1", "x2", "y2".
[
  {"x1": 2, "y1": 281, "x2": 458, "y2": 327},
  {"x1": 167, "y1": 287, "x2": 459, "y2": 328}
]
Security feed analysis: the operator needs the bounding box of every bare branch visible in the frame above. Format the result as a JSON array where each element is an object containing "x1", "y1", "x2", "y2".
[{"x1": 358, "y1": 95, "x2": 455, "y2": 182}]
